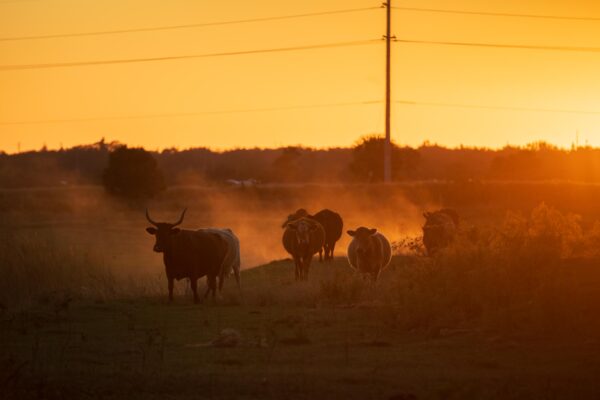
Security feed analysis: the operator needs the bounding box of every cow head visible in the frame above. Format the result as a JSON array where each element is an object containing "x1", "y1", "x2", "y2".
[
  {"x1": 287, "y1": 218, "x2": 318, "y2": 248},
  {"x1": 347, "y1": 227, "x2": 378, "y2": 268},
  {"x1": 281, "y1": 208, "x2": 309, "y2": 228},
  {"x1": 145, "y1": 208, "x2": 186, "y2": 253}
]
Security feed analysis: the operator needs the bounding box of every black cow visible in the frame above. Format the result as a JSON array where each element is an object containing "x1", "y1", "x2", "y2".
[
  {"x1": 311, "y1": 209, "x2": 343, "y2": 262},
  {"x1": 146, "y1": 209, "x2": 227, "y2": 303}
]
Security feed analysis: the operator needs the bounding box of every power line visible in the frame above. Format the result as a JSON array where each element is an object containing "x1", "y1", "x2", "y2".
[
  {"x1": 5, "y1": 98, "x2": 600, "y2": 127},
  {"x1": 0, "y1": 6, "x2": 381, "y2": 42},
  {"x1": 0, "y1": 39, "x2": 381, "y2": 71},
  {"x1": 393, "y1": 6, "x2": 600, "y2": 22},
  {"x1": 0, "y1": 100, "x2": 383, "y2": 126},
  {"x1": 0, "y1": 0, "x2": 40, "y2": 4},
  {"x1": 395, "y1": 100, "x2": 600, "y2": 115},
  {"x1": 395, "y1": 38, "x2": 600, "y2": 53},
  {"x1": 4, "y1": 38, "x2": 598, "y2": 73}
]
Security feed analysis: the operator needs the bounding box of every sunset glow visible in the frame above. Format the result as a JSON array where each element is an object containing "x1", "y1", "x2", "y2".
[{"x1": 2, "y1": 0, "x2": 600, "y2": 152}]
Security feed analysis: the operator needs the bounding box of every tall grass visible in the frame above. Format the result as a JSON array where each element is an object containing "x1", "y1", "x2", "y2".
[
  {"x1": 3, "y1": 196, "x2": 600, "y2": 338},
  {"x1": 312, "y1": 203, "x2": 600, "y2": 337},
  {"x1": 0, "y1": 229, "x2": 162, "y2": 308}
]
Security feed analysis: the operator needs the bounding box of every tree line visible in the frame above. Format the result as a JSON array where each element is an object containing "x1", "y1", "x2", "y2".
[{"x1": 1, "y1": 137, "x2": 600, "y2": 192}]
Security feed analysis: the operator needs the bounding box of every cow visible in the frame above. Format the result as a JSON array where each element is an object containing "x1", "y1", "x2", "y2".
[
  {"x1": 282, "y1": 208, "x2": 343, "y2": 262},
  {"x1": 199, "y1": 228, "x2": 241, "y2": 293},
  {"x1": 145, "y1": 209, "x2": 228, "y2": 303},
  {"x1": 282, "y1": 217, "x2": 325, "y2": 281},
  {"x1": 347, "y1": 227, "x2": 392, "y2": 282},
  {"x1": 422, "y1": 209, "x2": 459, "y2": 255},
  {"x1": 311, "y1": 209, "x2": 343, "y2": 262},
  {"x1": 281, "y1": 208, "x2": 309, "y2": 228}
]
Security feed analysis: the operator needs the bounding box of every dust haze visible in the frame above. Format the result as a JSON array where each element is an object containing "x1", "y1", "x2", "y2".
[{"x1": 146, "y1": 185, "x2": 437, "y2": 269}]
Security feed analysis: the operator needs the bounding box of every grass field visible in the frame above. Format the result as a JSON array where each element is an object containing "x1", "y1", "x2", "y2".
[
  {"x1": 2, "y1": 258, "x2": 600, "y2": 400},
  {"x1": 2, "y1": 183, "x2": 600, "y2": 399}
]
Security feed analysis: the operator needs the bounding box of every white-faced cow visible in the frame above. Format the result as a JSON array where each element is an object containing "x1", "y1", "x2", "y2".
[
  {"x1": 282, "y1": 217, "x2": 325, "y2": 281},
  {"x1": 282, "y1": 208, "x2": 343, "y2": 262},
  {"x1": 145, "y1": 209, "x2": 228, "y2": 303},
  {"x1": 347, "y1": 227, "x2": 392, "y2": 282}
]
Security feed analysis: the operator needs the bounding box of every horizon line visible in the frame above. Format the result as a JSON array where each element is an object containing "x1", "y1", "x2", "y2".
[{"x1": 2, "y1": 137, "x2": 594, "y2": 155}]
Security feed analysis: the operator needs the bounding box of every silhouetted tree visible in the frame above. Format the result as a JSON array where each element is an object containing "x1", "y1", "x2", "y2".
[
  {"x1": 349, "y1": 135, "x2": 420, "y2": 182},
  {"x1": 102, "y1": 146, "x2": 165, "y2": 199},
  {"x1": 272, "y1": 147, "x2": 302, "y2": 181}
]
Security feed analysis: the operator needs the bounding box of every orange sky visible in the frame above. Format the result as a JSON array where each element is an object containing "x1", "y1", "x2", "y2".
[{"x1": 1, "y1": 0, "x2": 600, "y2": 153}]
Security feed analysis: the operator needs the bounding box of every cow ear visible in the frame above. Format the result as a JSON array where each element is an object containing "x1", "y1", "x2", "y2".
[
  {"x1": 282, "y1": 216, "x2": 293, "y2": 228},
  {"x1": 287, "y1": 223, "x2": 297, "y2": 231},
  {"x1": 170, "y1": 228, "x2": 181, "y2": 235},
  {"x1": 369, "y1": 228, "x2": 377, "y2": 235},
  {"x1": 146, "y1": 227, "x2": 157, "y2": 235},
  {"x1": 347, "y1": 230, "x2": 356, "y2": 237}
]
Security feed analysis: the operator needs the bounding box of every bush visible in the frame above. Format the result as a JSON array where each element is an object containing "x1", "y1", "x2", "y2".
[
  {"x1": 102, "y1": 146, "x2": 165, "y2": 199},
  {"x1": 349, "y1": 135, "x2": 420, "y2": 182},
  {"x1": 309, "y1": 203, "x2": 600, "y2": 337},
  {"x1": 392, "y1": 203, "x2": 600, "y2": 336}
]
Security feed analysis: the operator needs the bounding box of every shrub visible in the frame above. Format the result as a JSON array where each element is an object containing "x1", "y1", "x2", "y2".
[
  {"x1": 399, "y1": 203, "x2": 600, "y2": 336},
  {"x1": 349, "y1": 135, "x2": 420, "y2": 182},
  {"x1": 102, "y1": 146, "x2": 165, "y2": 200}
]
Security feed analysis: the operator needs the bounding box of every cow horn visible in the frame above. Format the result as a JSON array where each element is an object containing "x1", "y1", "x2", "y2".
[
  {"x1": 145, "y1": 209, "x2": 158, "y2": 226},
  {"x1": 172, "y1": 208, "x2": 187, "y2": 227}
]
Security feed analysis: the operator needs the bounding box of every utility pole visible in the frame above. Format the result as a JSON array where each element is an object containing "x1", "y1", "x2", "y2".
[{"x1": 384, "y1": 0, "x2": 392, "y2": 183}]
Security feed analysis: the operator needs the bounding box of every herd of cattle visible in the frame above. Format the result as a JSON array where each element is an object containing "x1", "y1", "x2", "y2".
[{"x1": 145, "y1": 207, "x2": 459, "y2": 303}]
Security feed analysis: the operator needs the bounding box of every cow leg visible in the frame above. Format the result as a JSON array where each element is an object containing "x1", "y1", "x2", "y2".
[
  {"x1": 293, "y1": 257, "x2": 301, "y2": 281},
  {"x1": 318, "y1": 248, "x2": 323, "y2": 263},
  {"x1": 190, "y1": 278, "x2": 199, "y2": 304},
  {"x1": 371, "y1": 270, "x2": 380, "y2": 284},
  {"x1": 203, "y1": 276, "x2": 211, "y2": 301},
  {"x1": 167, "y1": 277, "x2": 174, "y2": 302},
  {"x1": 303, "y1": 256, "x2": 312, "y2": 280},
  {"x1": 218, "y1": 273, "x2": 225, "y2": 293},
  {"x1": 208, "y1": 275, "x2": 217, "y2": 302},
  {"x1": 329, "y1": 242, "x2": 336, "y2": 261}
]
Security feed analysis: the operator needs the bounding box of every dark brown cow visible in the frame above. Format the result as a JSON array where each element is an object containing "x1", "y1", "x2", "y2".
[
  {"x1": 311, "y1": 209, "x2": 343, "y2": 262},
  {"x1": 282, "y1": 208, "x2": 343, "y2": 262},
  {"x1": 347, "y1": 227, "x2": 392, "y2": 282},
  {"x1": 282, "y1": 217, "x2": 325, "y2": 280},
  {"x1": 145, "y1": 209, "x2": 227, "y2": 303}
]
